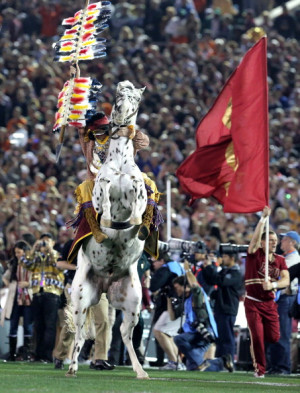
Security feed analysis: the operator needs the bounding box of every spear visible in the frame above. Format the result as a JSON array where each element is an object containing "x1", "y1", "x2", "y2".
[{"x1": 53, "y1": 0, "x2": 111, "y2": 161}]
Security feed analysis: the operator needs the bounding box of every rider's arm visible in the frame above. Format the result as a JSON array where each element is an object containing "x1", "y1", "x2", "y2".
[{"x1": 133, "y1": 130, "x2": 149, "y2": 152}]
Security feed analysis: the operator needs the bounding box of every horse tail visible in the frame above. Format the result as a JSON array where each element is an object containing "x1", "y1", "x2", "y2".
[{"x1": 65, "y1": 302, "x2": 76, "y2": 334}]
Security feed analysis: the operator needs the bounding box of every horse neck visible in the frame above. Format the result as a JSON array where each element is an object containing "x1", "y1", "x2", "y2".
[{"x1": 108, "y1": 132, "x2": 135, "y2": 166}]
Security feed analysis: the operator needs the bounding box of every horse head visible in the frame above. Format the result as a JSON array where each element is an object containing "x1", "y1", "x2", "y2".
[{"x1": 110, "y1": 80, "x2": 146, "y2": 126}]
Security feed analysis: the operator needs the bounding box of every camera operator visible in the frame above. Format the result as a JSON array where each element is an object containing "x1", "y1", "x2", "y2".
[
  {"x1": 149, "y1": 250, "x2": 184, "y2": 367},
  {"x1": 173, "y1": 268, "x2": 233, "y2": 372},
  {"x1": 21, "y1": 233, "x2": 64, "y2": 363},
  {"x1": 193, "y1": 252, "x2": 219, "y2": 298},
  {"x1": 202, "y1": 250, "x2": 242, "y2": 365}
]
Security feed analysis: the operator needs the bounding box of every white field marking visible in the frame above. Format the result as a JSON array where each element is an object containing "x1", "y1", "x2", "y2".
[{"x1": 150, "y1": 377, "x2": 300, "y2": 387}]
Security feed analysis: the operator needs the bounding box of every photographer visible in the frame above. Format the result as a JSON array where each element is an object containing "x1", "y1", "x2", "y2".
[
  {"x1": 173, "y1": 268, "x2": 233, "y2": 372},
  {"x1": 149, "y1": 250, "x2": 184, "y2": 367},
  {"x1": 202, "y1": 251, "x2": 242, "y2": 364},
  {"x1": 21, "y1": 233, "x2": 64, "y2": 363}
]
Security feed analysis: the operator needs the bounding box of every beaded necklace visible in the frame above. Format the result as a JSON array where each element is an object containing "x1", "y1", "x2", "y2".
[{"x1": 94, "y1": 135, "x2": 110, "y2": 165}]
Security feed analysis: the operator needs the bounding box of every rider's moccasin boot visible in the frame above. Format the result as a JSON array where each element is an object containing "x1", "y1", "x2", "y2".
[
  {"x1": 84, "y1": 207, "x2": 108, "y2": 243},
  {"x1": 138, "y1": 205, "x2": 154, "y2": 241}
]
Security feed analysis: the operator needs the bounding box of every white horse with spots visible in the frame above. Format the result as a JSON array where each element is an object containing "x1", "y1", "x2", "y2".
[{"x1": 66, "y1": 81, "x2": 149, "y2": 379}]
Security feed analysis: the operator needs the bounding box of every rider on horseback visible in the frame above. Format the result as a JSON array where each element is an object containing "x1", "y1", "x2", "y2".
[{"x1": 67, "y1": 111, "x2": 161, "y2": 261}]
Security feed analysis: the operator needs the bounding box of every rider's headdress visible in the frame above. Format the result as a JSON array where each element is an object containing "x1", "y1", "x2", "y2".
[
  {"x1": 86, "y1": 112, "x2": 109, "y2": 131},
  {"x1": 85, "y1": 112, "x2": 110, "y2": 141}
]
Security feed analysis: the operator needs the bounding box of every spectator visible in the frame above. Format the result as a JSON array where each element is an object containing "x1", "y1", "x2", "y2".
[
  {"x1": 268, "y1": 231, "x2": 300, "y2": 374},
  {"x1": 21, "y1": 233, "x2": 64, "y2": 362},
  {"x1": 1, "y1": 240, "x2": 33, "y2": 361},
  {"x1": 274, "y1": 5, "x2": 296, "y2": 39}
]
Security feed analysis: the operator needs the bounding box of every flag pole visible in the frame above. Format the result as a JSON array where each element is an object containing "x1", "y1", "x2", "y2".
[
  {"x1": 265, "y1": 216, "x2": 269, "y2": 282},
  {"x1": 166, "y1": 176, "x2": 171, "y2": 241}
]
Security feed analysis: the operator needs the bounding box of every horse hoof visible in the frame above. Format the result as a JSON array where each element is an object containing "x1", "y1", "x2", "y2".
[
  {"x1": 129, "y1": 217, "x2": 142, "y2": 225},
  {"x1": 137, "y1": 373, "x2": 150, "y2": 380},
  {"x1": 101, "y1": 218, "x2": 112, "y2": 227},
  {"x1": 65, "y1": 370, "x2": 77, "y2": 378}
]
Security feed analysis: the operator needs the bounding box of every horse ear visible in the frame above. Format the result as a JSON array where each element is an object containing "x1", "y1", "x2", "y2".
[{"x1": 140, "y1": 87, "x2": 146, "y2": 94}]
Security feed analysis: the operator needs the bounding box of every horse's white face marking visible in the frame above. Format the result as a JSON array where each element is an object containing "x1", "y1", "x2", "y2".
[
  {"x1": 67, "y1": 81, "x2": 149, "y2": 380},
  {"x1": 111, "y1": 80, "x2": 146, "y2": 126}
]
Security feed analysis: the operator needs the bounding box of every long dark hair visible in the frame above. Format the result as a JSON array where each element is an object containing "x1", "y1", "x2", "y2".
[{"x1": 10, "y1": 240, "x2": 31, "y2": 282}]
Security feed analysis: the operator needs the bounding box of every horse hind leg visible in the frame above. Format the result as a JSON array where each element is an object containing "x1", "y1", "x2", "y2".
[{"x1": 129, "y1": 179, "x2": 146, "y2": 226}]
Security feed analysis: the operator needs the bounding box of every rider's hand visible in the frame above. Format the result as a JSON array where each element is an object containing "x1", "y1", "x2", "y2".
[{"x1": 70, "y1": 63, "x2": 80, "y2": 78}]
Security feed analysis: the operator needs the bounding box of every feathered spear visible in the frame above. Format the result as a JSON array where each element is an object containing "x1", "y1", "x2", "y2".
[{"x1": 52, "y1": 0, "x2": 111, "y2": 162}]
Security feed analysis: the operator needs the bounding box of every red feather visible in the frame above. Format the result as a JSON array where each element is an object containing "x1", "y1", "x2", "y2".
[
  {"x1": 71, "y1": 97, "x2": 85, "y2": 104},
  {"x1": 75, "y1": 78, "x2": 89, "y2": 83},
  {"x1": 69, "y1": 121, "x2": 85, "y2": 127},
  {"x1": 83, "y1": 23, "x2": 94, "y2": 30},
  {"x1": 64, "y1": 17, "x2": 76, "y2": 25},
  {"x1": 62, "y1": 41, "x2": 74, "y2": 47},
  {"x1": 87, "y1": 4, "x2": 97, "y2": 10},
  {"x1": 65, "y1": 29, "x2": 78, "y2": 34},
  {"x1": 73, "y1": 87, "x2": 86, "y2": 94},
  {"x1": 71, "y1": 110, "x2": 84, "y2": 114},
  {"x1": 82, "y1": 32, "x2": 92, "y2": 41}
]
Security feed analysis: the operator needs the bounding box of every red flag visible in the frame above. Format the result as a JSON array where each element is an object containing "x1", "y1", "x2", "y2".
[{"x1": 176, "y1": 37, "x2": 269, "y2": 213}]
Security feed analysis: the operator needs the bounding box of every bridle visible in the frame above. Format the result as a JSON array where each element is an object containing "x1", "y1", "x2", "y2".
[{"x1": 109, "y1": 95, "x2": 140, "y2": 140}]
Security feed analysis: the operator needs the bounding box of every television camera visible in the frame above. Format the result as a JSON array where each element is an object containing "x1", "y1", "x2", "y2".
[{"x1": 158, "y1": 238, "x2": 249, "y2": 259}]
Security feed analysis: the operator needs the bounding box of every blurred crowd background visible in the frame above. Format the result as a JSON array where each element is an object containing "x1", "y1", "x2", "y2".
[{"x1": 0, "y1": 0, "x2": 299, "y2": 265}]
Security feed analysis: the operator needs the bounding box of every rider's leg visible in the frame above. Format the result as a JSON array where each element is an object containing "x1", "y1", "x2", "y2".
[
  {"x1": 138, "y1": 205, "x2": 154, "y2": 241},
  {"x1": 75, "y1": 180, "x2": 107, "y2": 243},
  {"x1": 84, "y1": 207, "x2": 107, "y2": 243},
  {"x1": 138, "y1": 174, "x2": 160, "y2": 241}
]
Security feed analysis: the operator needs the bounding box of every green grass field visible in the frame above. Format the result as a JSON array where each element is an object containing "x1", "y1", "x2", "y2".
[{"x1": 0, "y1": 362, "x2": 299, "y2": 393}]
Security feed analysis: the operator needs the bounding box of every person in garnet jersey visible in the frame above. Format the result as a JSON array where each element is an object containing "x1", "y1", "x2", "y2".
[{"x1": 244, "y1": 206, "x2": 290, "y2": 378}]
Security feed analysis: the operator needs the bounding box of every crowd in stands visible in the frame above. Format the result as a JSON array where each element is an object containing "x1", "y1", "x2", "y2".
[
  {"x1": 0, "y1": 0, "x2": 299, "y2": 261},
  {"x1": 0, "y1": 0, "x2": 299, "y2": 372}
]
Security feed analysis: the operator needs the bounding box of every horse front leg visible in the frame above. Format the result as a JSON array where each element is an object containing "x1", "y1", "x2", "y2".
[
  {"x1": 98, "y1": 178, "x2": 112, "y2": 227},
  {"x1": 129, "y1": 179, "x2": 146, "y2": 226}
]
